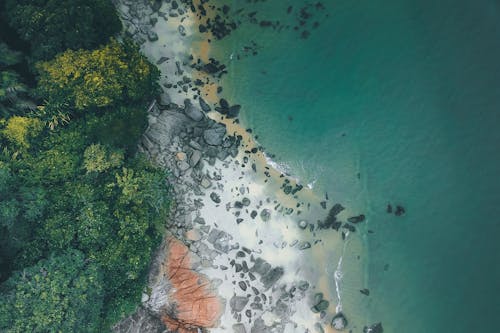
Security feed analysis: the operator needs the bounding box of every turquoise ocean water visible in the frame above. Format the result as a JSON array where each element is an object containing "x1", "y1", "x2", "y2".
[{"x1": 212, "y1": 0, "x2": 500, "y2": 331}]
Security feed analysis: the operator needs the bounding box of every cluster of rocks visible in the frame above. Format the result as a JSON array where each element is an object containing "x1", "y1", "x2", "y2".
[
  {"x1": 232, "y1": 1, "x2": 329, "y2": 40},
  {"x1": 112, "y1": 97, "x2": 317, "y2": 332},
  {"x1": 191, "y1": 57, "x2": 228, "y2": 78},
  {"x1": 110, "y1": 1, "x2": 388, "y2": 332},
  {"x1": 214, "y1": 98, "x2": 241, "y2": 118},
  {"x1": 387, "y1": 203, "x2": 406, "y2": 216},
  {"x1": 192, "y1": 1, "x2": 239, "y2": 40}
]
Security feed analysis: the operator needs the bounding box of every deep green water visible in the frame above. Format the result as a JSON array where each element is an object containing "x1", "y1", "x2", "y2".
[{"x1": 214, "y1": 0, "x2": 500, "y2": 331}]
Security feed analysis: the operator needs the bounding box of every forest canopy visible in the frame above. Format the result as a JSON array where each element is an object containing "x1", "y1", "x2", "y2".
[
  {"x1": 0, "y1": 1, "x2": 170, "y2": 331},
  {"x1": 4, "y1": 0, "x2": 122, "y2": 61}
]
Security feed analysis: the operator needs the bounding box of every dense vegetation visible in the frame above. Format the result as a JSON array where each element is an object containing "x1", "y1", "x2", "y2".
[
  {"x1": 5, "y1": 0, "x2": 122, "y2": 61},
  {"x1": 0, "y1": 1, "x2": 170, "y2": 331}
]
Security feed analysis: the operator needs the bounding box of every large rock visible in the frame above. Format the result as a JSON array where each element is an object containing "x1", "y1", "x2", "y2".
[
  {"x1": 226, "y1": 104, "x2": 241, "y2": 118},
  {"x1": 190, "y1": 150, "x2": 202, "y2": 167},
  {"x1": 331, "y1": 312, "x2": 348, "y2": 330},
  {"x1": 230, "y1": 295, "x2": 249, "y2": 312},
  {"x1": 149, "y1": 238, "x2": 223, "y2": 333},
  {"x1": 261, "y1": 267, "x2": 284, "y2": 290},
  {"x1": 347, "y1": 214, "x2": 365, "y2": 224},
  {"x1": 199, "y1": 97, "x2": 211, "y2": 112},
  {"x1": 203, "y1": 124, "x2": 226, "y2": 146},
  {"x1": 183, "y1": 99, "x2": 204, "y2": 121}
]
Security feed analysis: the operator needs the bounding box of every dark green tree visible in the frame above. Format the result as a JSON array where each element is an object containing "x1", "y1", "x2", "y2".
[
  {"x1": 4, "y1": 0, "x2": 122, "y2": 61},
  {"x1": 0, "y1": 43, "x2": 35, "y2": 117}
]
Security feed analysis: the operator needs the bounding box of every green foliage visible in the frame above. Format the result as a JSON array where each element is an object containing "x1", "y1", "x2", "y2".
[
  {"x1": 85, "y1": 105, "x2": 148, "y2": 153},
  {"x1": 84, "y1": 143, "x2": 123, "y2": 173},
  {"x1": 4, "y1": 0, "x2": 122, "y2": 61},
  {"x1": 0, "y1": 8, "x2": 169, "y2": 331},
  {"x1": 36, "y1": 39, "x2": 159, "y2": 113},
  {"x1": 0, "y1": 43, "x2": 36, "y2": 117},
  {"x1": 0, "y1": 43, "x2": 22, "y2": 67},
  {"x1": 1, "y1": 116, "x2": 43, "y2": 148},
  {"x1": 0, "y1": 249, "x2": 104, "y2": 333}
]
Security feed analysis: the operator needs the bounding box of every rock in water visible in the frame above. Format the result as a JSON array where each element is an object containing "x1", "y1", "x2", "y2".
[
  {"x1": 311, "y1": 299, "x2": 329, "y2": 312},
  {"x1": 330, "y1": 203, "x2": 345, "y2": 216},
  {"x1": 298, "y1": 241, "x2": 311, "y2": 250},
  {"x1": 347, "y1": 214, "x2": 366, "y2": 223},
  {"x1": 183, "y1": 99, "x2": 204, "y2": 121},
  {"x1": 331, "y1": 312, "x2": 348, "y2": 330},
  {"x1": 360, "y1": 288, "x2": 370, "y2": 296},
  {"x1": 386, "y1": 203, "x2": 393, "y2": 213},
  {"x1": 364, "y1": 322, "x2": 383, "y2": 333},
  {"x1": 226, "y1": 104, "x2": 241, "y2": 118},
  {"x1": 260, "y1": 209, "x2": 271, "y2": 222},
  {"x1": 210, "y1": 192, "x2": 221, "y2": 204},
  {"x1": 395, "y1": 205, "x2": 406, "y2": 216},
  {"x1": 147, "y1": 30, "x2": 158, "y2": 41},
  {"x1": 203, "y1": 124, "x2": 226, "y2": 146}
]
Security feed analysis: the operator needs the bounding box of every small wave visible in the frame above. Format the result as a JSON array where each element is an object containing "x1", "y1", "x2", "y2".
[
  {"x1": 334, "y1": 254, "x2": 344, "y2": 313},
  {"x1": 307, "y1": 179, "x2": 317, "y2": 189},
  {"x1": 334, "y1": 235, "x2": 351, "y2": 313},
  {"x1": 263, "y1": 152, "x2": 297, "y2": 179}
]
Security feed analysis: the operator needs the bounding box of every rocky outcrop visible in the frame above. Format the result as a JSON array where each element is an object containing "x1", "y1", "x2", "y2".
[
  {"x1": 158, "y1": 237, "x2": 223, "y2": 333},
  {"x1": 331, "y1": 312, "x2": 348, "y2": 331}
]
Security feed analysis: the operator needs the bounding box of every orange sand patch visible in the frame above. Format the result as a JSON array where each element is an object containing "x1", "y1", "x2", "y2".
[{"x1": 161, "y1": 238, "x2": 222, "y2": 333}]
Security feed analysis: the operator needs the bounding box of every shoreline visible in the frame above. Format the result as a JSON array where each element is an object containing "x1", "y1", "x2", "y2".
[{"x1": 112, "y1": 1, "x2": 367, "y2": 332}]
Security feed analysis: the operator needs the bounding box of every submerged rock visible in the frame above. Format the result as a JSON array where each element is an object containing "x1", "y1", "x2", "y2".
[
  {"x1": 311, "y1": 299, "x2": 329, "y2": 313},
  {"x1": 260, "y1": 209, "x2": 271, "y2": 222},
  {"x1": 210, "y1": 192, "x2": 221, "y2": 204},
  {"x1": 298, "y1": 220, "x2": 308, "y2": 229},
  {"x1": 360, "y1": 288, "x2": 370, "y2": 296},
  {"x1": 364, "y1": 322, "x2": 383, "y2": 333},
  {"x1": 347, "y1": 214, "x2": 365, "y2": 223},
  {"x1": 395, "y1": 205, "x2": 406, "y2": 216}
]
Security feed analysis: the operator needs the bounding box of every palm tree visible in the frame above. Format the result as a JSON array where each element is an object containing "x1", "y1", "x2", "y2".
[{"x1": 0, "y1": 42, "x2": 36, "y2": 118}]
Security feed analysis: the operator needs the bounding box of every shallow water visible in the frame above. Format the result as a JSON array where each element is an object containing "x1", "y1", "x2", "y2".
[{"x1": 212, "y1": 0, "x2": 500, "y2": 331}]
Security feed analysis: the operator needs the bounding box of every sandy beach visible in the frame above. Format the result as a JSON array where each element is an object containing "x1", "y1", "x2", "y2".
[{"x1": 112, "y1": 1, "x2": 365, "y2": 332}]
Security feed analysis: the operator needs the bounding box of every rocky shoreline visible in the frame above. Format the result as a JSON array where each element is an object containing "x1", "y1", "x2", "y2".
[{"x1": 111, "y1": 1, "x2": 383, "y2": 332}]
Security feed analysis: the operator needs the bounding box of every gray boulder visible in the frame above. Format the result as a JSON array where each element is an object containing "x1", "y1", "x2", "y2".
[
  {"x1": 233, "y1": 323, "x2": 247, "y2": 333},
  {"x1": 210, "y1": 192, "x2": 221, "y2": 204},
  {"x1": 203, "y1": 124, "x2": 226, "y2": 146},
  {"x1": 331, "y1": 312, "x2": 348, "y2": 330},
  {"x1": 199, "y1": 97, "x2": 211, "y2": 112},
  {"x1": 147, "y1": 30, "x2": 158, "y2": 41},
  {"x1": 230, "y1": 296, "x2": 249, "y2": 312},
  {"x1": 260, "y1": 209, "x2": 271, "y2": 222},
  {"x1": 183, "y1": 99, "x2": 204, "y2": 121},
  {"x1": 261, "y1": 267, "x2": 284, "y2": 290}
]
